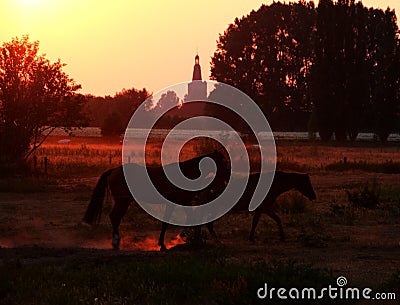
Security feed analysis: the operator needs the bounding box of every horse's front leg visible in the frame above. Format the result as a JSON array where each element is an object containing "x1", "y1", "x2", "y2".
[
  {"x1": 158, "y1": 222, "x2": 168, "y2": 251},
  {"x1": 191, "y1": 225, "x2": 202, "y2": 246}
]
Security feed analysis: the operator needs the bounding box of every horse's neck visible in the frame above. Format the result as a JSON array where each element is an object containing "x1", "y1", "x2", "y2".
[
  {"x1": 275, "y1": 172, "x2": 299, "y2": 193},
  {"x1": 180, "y1": 156, "x2": 201, "y2": 171}
]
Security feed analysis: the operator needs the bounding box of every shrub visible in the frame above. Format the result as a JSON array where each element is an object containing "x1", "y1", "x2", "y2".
[
  {"x1": 276, "y1": 191, "x2": 309, "y2": 214},
  {"x1": 329, "y1": 202, "x2": 356, "y2": 225},
  {"x1": 346, "y1": 180, "x2": 381, "y2": 209}
]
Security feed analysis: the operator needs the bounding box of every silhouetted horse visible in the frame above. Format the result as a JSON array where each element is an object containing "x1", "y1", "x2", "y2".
[
  {"x1": 83, "y1": 150, "x2": 230, "y2": 251},
  {"x1": 204, "y1": 171, "x2": 316, "y2": 242}
]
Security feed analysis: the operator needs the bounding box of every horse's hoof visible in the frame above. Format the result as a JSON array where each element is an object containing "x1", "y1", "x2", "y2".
[{"x1": 159, "y1": 245, "x2": 167, "y2": 252}]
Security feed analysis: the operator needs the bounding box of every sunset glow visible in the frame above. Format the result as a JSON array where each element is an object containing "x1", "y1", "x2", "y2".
[
  {"x1": 1, "y1": 0, "x2": 398, "y2": 96},
  {"x1": 15, "y1": 0, "x2": 53, "y2": 14},
  {"x1": 19, "y1": 0, "x2": 44, "y2": 6}
]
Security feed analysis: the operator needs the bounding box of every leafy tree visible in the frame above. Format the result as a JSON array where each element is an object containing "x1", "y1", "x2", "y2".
[
  {"x1": 211, "y1": 1, "x2": 399, "y2": 140},
  {"x1": 83, "y1": 88, "x2": 150, "y2": 129},
  {"x1": 154, "y1": 90, "x2": 181, "y2": 113},
  {"x1": 0, "y1": 36, "x2": 86, "y2": 172},
  {"x1": 101, "y1": 111, "x2": 125, "y2": 136},
  {"x1": 211, "y1": 1, "x2": 316, "y2": 130},
  {"x1": 311, "y1": 0, "x2": 376, "y2": 141},
  {"x1": 113, "y1": 87, "x2": 150, "y2": 128},
  {"x1": 366, "y1": 8, "x2": 400, "y2": 141}
]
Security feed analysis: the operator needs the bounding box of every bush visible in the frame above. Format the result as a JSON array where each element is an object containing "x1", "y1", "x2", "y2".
[
  {"x1": 346, "y1": 180, "x2": 381, "y2": 209},
  {"x1": 329, "y1": 202, "x2": 356, "y2": 225},
  {"x1": 275, "y1": 191, "x2": 310, "y2": 214}
]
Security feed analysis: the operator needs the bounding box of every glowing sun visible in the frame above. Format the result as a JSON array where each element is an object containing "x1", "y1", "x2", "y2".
[{"x1": 16, "y1": 0, "x2": 53, "y2": 16}]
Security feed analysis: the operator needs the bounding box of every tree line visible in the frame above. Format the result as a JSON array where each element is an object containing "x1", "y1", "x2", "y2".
[
  {"x1": 1, "y1": 1, "x2": 399, "y2": 173},
  {"x1": 83, "y1": 88, "x2": 150, "y2": 136},
  {"x1": 210, "y1": 0, "x2": 400, "y2": 141}
]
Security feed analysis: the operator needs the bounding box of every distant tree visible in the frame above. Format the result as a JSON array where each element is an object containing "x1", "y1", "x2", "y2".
[
  {"x1": 311, "y1": 0, "x2": 346, "y2": 140},
  {"x1": 113, "y1": 88, "x2": 150, "y2": 127},
  {"x1": 310, "y1": 0, "x2": 399, "y2": 141},
  {"x1": 366, "y1": 8, "x2": 400, "y2": 141},
  {"x1": 101, "y1": 111, "x2": 125, "y2": 136},
  {"x1": 83, "y1": 88, "x2": 150, "y2": 130},
  {"x1": 212, "y1": 1, "x2": 399, "y2": 140},
  {"x1": 154, "y1": 90, "x2": 181, "y2": 113},
  {"x1": 145, "y1": 90, "x2": 182, "y2": 129},
  {"x1": 211, "y1": 1, "x2": 316, "y2": 130},
  {"x1": 0, "y1": 36, "x2": 86, "y2": 172}
]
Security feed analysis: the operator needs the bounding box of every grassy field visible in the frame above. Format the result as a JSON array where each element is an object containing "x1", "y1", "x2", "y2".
[
  {"x1": 22, "y1": 136, "x2": 400, "y2": 177},
  {"x1": 0, "y1": 136, "x2": 399, "y2": 304}
]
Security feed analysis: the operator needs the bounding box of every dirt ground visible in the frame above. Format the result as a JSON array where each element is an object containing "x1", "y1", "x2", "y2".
[{"x1": 0, "y1": 171, "x2": 399, "y2": 290}]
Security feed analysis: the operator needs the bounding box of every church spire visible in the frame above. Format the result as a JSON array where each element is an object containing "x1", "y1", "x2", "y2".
[{"x1": 192, "y1": 54, "x2": 202, "y2": 81}]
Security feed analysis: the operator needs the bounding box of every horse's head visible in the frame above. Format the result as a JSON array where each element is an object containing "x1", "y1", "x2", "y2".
[
  {"x1": 297, "y1": 174, "x2": 316, "y2": 201},
  {"x1": 207, "y1": 149, "x2": 231, "y2": 184}
]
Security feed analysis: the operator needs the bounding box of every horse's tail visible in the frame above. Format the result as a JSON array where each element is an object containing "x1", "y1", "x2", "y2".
[{"x1": 83, "y1": 168, "x2": 114, "y2": 225}]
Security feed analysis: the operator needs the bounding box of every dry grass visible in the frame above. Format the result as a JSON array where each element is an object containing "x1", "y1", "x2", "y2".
[
  {"x1": 1, "y1": 136, "x2": 400, "y2": 299},
  {"x1": 276, "y1": 140, "x2": 400, "y2": 172},
  {"x1": 29, "y1": 136, "x2": 400, "y2": 178}
]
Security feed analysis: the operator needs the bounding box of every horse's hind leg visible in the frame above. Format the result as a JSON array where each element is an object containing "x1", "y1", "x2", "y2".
[
  {"x1": 109, "y1": 198, "x2": 130, "y2": 249},
  {"x1": 158, "y1": 222, "x2": 168, "y2": 252},
  {"x1": 265, "y1": 209, "x2": 284, "y2": 241},
  {"x1": 158, "y1": 205, "x2": 175, "y2": 251},
  {"x1": 206, "y1": 222, "x2": 220, "y2": 243}
]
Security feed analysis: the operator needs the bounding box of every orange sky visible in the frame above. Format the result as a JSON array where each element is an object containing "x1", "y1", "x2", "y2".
[{"x1": 1, "y1": 0, "x2": 399, "y2": 96}]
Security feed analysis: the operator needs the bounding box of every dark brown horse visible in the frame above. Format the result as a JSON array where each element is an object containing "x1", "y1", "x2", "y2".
[
  {"x1": 83, "y1": 150, "x2": 230, "y2": 251},
  {"x1": 204, "y1": 171, "x2": 316, "y2": 242}
]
